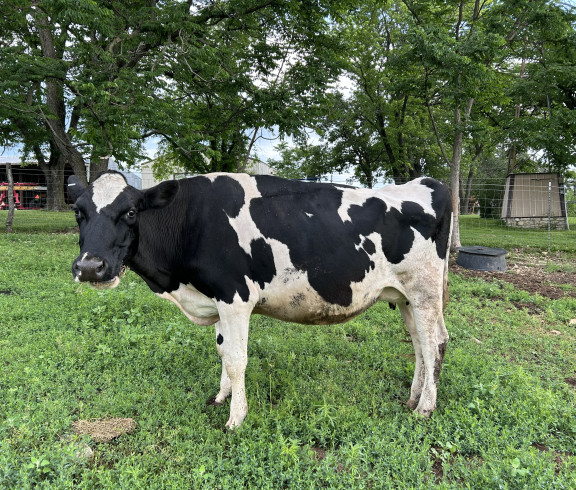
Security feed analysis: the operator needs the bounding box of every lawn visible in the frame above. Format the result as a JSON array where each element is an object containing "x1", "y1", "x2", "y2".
[
  {"x1": 0, "y1": 212, "x2": 575, "y2": 488},
  {"x1": 459, "y1": 214, "x2": 576, "y2": 252}
]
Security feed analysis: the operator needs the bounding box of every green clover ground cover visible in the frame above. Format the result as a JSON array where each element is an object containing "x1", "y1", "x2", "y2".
[{"x1": 0, "y1": 214, "x2": 575, "y2": 488}]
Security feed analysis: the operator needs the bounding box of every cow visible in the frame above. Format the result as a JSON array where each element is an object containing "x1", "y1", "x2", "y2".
[{"x1": 68, "y1": 171, "x2": 452, "y2": 429}]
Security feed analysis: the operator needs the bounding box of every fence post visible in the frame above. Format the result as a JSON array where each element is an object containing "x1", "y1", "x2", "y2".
[
  {"x1": 548, "y1": 180, "x2": 552, "y2": 253},
  {"x1": 5, "y1": 161, "x2": 15, "y2": 233}
]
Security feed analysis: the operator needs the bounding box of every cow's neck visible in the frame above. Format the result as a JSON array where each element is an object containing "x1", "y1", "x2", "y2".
[{"x1": 127, "y1": 205, "x2": 198, "y2": 294}]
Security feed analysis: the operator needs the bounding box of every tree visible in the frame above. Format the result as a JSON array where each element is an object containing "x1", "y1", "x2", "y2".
[
  {"x1": 0, "y1": 1, "x2": 342, "y2": 209},
  {"x1": 399, "y1": 0, "x2": 569, "y2": 249},
  {"x1": 504, "y1": 2, "x2": 576, "y2": 173},
  {"x1": 331, "y1": 1, "x2": 445, "y2": 182},
  {"x1": 0, "y1": 0, "x2": 166, "y2": 208},
  {"x1": 141, "y1": 1, "x2": 341, "y2": 176}
]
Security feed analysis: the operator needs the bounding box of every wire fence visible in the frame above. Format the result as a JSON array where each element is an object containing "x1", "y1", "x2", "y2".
[
  {"x1": 455, "y1": 177, "x2": 576, "y2": 253},
  {"x1": 1, "y1": 165, "x2": 575, "y2": 253}
]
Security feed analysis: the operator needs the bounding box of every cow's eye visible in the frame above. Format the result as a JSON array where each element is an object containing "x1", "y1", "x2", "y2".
[
  {"x1": 73, "y1": 207, "x2": 82, "y2": 220},
  {"x1": 126, "y1": 209, "x2": 136, "y2": 219}
]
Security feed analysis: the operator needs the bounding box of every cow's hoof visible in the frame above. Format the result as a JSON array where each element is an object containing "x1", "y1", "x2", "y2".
[
  {"x1": 206, "y1": 397, "x2": 224, "y2": 407},
  {"x1": 415, "y1": 407, "x2": 434, "y2": 418},
  {"x1": 406, "y1": 399, "x2": 419, "y2": 410},
  {"x1": 225, "y1": 414, "x2": 246, "y2": 430}
]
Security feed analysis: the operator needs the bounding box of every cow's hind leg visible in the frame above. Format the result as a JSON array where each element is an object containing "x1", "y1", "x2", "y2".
[
  {"x1": 213, "y1": 321, "x2": 232, "y2": 405},
  {"x1": 411, "y1": 303, "x2": 447, "y2": 417},
  {"x1": 398, "y1": 302, "x2": 424, "y2": 410}
]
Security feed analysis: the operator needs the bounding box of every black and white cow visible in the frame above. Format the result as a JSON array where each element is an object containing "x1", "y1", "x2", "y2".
[{"x1": 68, "y1": 171, "x2": 452, "y2": 428}]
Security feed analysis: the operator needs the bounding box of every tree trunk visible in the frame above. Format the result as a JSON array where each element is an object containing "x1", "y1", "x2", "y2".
[
  {"x1": 35, "y1": 7, "x2": 89, "y2": 188},
  {"x1": 5, "y1": 162, "x2": 15, "y2": 233},
  {"x1": 449, "y1": 98, "x2": 474, "y2": 251},
  {"x1": 450, "y1": 141, "x2": 462, "y2": 250},
  {"x1": 34, "y1": 145, "x2": 69, "y2": 211},
  {"x1": 89, "y1": 156, "x2": 110, "y2": 182},
  {"x1": 462, "y1": 164, "x2": 475, "y2": 214},
  {"x1": 45, "y1": 165, "x2": 67, "y2": 211}
]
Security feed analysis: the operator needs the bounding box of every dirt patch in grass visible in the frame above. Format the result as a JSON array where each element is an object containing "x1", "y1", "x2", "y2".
[
  {"x1": 430, "y1": 447, "x2": 445, "y2": 482},
  {"x1": 510, "y1": 301, "x2": 544, "y2": 314},
  {"x1": 311, "y1": 446, "x2": 327, "y2": 461},
  {"x1": 532, "y1": 443, "x2": 573, "y2": 476},
  {"x1": 71, "y1": 417, "x2": 136, "y2": 443},
  {"x1": 451, "y1": 255, "x2": 576, "y2": 300},
  {"x1": 565, "y1": 378, "x2": 576, "y2": 390}
]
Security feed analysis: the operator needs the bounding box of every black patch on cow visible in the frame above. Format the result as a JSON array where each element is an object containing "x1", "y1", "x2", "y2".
[
  {"x1": 347, "y1": 198, "x2": 414, "y2": 265},
  {"x1": 388, "y1": 302, "x2": 396, "y2": 310},
  {"x1": 213, "y1": 176, "x2": 245, "y2": 219},
  {"x1": 250, "y1": 176, "x2": 374, "y2": 306},
  {"x1": 420, "y1": 178, "x2": 453, "y2": 260},
  {"x1": 249, "y1": 238, "x2": 276, "y2": 290},
  {"x1": 217, "y1": 334, "x2": 224, "y2": 345},
  {"x1": 128, "y1": 175, "x2": 276, "y2": 303},
  {"x1": 250, "y1": 176, "x2": 450, "y2": 307},
  {"x1": 362, "y1": 238, "x2": 376, "y2": 255}
]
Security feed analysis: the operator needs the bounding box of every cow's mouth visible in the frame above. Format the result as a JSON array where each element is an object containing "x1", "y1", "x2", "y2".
[
  {"x1": 85, "y1": 266, "x2": 126, "y2": 290},
  {"x1": 89, "y1": 276, "x2": 121, "y2": 289}
]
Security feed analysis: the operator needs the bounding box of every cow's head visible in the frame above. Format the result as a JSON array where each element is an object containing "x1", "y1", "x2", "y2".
[{"x1": 68, "y1": 171, "x2": 178, "y2": 289}]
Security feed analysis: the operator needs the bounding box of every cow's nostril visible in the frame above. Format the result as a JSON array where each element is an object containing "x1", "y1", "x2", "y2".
[{"x1": 74, "y1": 256, "x2": 109, "y2": 282}]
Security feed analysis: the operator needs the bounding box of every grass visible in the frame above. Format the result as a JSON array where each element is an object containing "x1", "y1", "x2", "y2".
[
  {"x1": 0, "y1": 212, "x2": 575, "y2": 487},
  {"x1": 0, "y1": 210, "x2": 77, "y2": 233},
  {"x1": 459, "y1": 214, "x2": 576, "y2": 252}
]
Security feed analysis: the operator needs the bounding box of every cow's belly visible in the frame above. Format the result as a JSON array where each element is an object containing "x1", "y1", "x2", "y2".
[
  {"x1": 253, "y1": 276, "x2": 403, "y2": 325},
  {"x1": 157, "y1": 270, "x2": 408, "y2": 327},
  {"x1": 253, "y1": 295, "x2": 377, "y2": 325}
]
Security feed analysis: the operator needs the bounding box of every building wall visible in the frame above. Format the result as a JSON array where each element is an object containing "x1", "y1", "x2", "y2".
[
  {"x1": 501, "y1": 173, "x2": 567, "y2": 218},
  {"x1": 501, "y1": 172, "x2": 569, "y2": 229}
]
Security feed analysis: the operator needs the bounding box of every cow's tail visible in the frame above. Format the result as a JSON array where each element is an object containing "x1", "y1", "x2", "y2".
[{"x1": 442, "y1": 211, "x2": 453, "y2": 311}]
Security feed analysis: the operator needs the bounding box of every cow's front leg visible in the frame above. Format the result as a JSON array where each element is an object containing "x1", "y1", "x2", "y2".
[
  {"x1": 215, "y1": 306, "x2": 251, "y2": 429},
  {"x1": 213, "y1": 322, "x2": 232, "y2": 405}
]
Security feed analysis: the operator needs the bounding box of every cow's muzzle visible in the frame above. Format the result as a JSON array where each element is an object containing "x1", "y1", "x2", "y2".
[{"x1": 72, "y1": 254, "x2": 117, "y2": 287}]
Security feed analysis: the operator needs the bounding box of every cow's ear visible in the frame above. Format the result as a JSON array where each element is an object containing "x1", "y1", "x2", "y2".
[
  {"x1": 67, "y1": 175, "x2": 86, "y2": 202},
  {"x1": 141, "y1": 180, "x2": 179, "y2": 210}
]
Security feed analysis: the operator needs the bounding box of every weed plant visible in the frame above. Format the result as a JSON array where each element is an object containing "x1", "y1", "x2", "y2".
[{"x1": 0, "y1": 216, "x2": 575, "y2": 487}]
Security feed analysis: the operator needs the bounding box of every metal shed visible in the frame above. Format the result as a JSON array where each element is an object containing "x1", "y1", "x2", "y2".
[{"x1": 501, "y1": 172, "x2": 569, "y2": 230}]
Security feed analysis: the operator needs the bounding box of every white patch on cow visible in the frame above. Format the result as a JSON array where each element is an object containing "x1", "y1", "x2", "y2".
[
  {"x1": 337, "y1": 187, "x2": 371, "y2": 222},
  {"x1": 158, "y1": 284, "x2": 220, "y2": 326},
  {"x1": 92, "y1": 173, "x2": 128, "y2": 213},
  {"x1": 225, "y1": 174, "x2": 264, "y2": 256},
  {"x1": 336, "y1": 178, "x2": 438, "y2": 224},
  {"x1": 305, "y1": 212, "x2": 313, "y2": 218},
  {"x1": 203, "y1": 172, "x2": 230, "y2": 182},
  {"x1": 376, "y1": 178, "x2": 437, "y2": 216}
]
